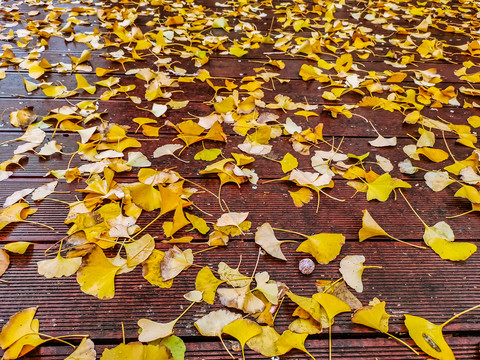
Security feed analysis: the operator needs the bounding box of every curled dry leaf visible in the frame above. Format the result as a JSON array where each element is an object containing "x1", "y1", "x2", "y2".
[
  {"x1": 0, "y1": 248, "x2": 9, "y2": 277},
  {"x1": 65, "y1": 338, "x2": 96, "y2": 360}
]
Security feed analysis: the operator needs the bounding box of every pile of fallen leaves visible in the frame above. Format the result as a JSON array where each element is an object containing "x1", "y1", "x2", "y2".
[{"x1": 1, "y1": 0, "x2": 480, "y2": 358}]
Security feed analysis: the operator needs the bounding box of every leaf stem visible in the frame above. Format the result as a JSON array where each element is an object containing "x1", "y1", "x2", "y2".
[
  {"x1": 386, "y1": 234, "x2": 427, "y2": 249},
  {"x1": 398, "y1": 189, "x2": 427, "y2": 227},
  {"x1": 21, "y1": 220, "x2": 55, "y2": 231},
  {"x1": 192, "y1": 246, "x2": 217, "y2": 256},
  {"x1": 219, "y1": 335, "x2": 235, "y2": 359},
  {"x1": 441, "y1": 303, "x2": 480, "y2": 328},
  {"x1": 385, "y1": 332, "x2": 419, "y2": 355},
  {"x1": 272, "y1": 228, "x2": 307, "y2": 238}
]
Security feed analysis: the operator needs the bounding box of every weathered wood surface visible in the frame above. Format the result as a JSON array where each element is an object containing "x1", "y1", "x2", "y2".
[{"x1": 1, "y1": 0, "x2": 480, "y2": 358}]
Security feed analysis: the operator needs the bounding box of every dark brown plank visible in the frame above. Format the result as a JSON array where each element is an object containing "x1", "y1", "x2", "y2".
[{"x1": 11, "y1": 336, "x2": 480, "y2": 360}]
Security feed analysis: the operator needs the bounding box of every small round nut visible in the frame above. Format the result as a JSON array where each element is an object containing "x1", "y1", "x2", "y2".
[{"x1": 299, "y1": 258, "x2": 315, "y2": 275}]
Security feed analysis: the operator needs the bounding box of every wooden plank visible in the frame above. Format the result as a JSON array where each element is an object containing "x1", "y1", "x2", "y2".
[
  {"x1": 10, "y1": 336, "x2": 480, "y2": 359},
  {"x1": 0, "y1": 98, "x2": 475, "y2": 138},
  {"x1": 1, "y1": 54, "x2": 470, "y2": 83},
  {"x1": 0, "y1": 134, "x2": 473, "y2": 178},
  {"x1": 1, "y1": 72, "x2": 476, "y2": 107},
  {"x1": 0, "y1": 241, "x2": 479, "y2": 342},
  {"x1": 0, "y1": 177, "x2": 477, "y2": 241}
]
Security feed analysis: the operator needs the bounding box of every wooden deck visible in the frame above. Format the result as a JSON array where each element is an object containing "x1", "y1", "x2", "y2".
[{"x1": 1, "y1": 0, "x2": 480, "y2": 358}]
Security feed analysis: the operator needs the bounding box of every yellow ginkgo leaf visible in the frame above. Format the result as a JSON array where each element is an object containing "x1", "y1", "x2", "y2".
[
  {"x1": 404, "y1": 314, "x2": 454, "y2": 360},
  {"x1": 289, "y1": 188, "x2": 314, "y2": 207},
  {"x1": 368, "y1": 173, "x2": 411, "y2": 201},
  {"x1": 195, "y1": 266, "x2": 224, "y2": 304},
  {"x1": 416, "y1": 147, "x2": 449, "y2": 163},
  {"x1": 286, "y1": 291, "x2": 324, "y2": 323},
  {"x1": 296, "y1": 233, "x2": 345, "y2": 264},
  {"x1": 254, "y1": 271, "x2": 278, "y2": 305},
  {"x1": 279, "y1": 153, "x2": 298, "y2": 173},
  {"x1": 65, "y1": 338, "x2": 96, "y2": 360},
  {"x1": 222, "y1": 318, "x2": 262, "y2": 359},
  {"x1": 255, "y1": 223, "x2": 291, "y2": 261},
  {"x1": 428, "y1": 238, "x2": 477, "y2": 261},
  {"x1": 10, "y1": 107, "x2": 36, "y2": 128},
  {"x1": 352, "y1": 300, "x2": 391, "y2": 333},
  {"x1": 185, "y1": 213, "x2": 210, "y2": 235},
  {"x1": 288, "y1": 318, "x2": 322, "y2": 335},
  {"x1": 194, "y1": 148, "x2": 222, "y2": 161},
  {"x1": 246, "y1": 326, "x2": 281, "y2": 357},
  {"x1": 124, "y1": 234, "x2": 155, "y2": 267},
  {"x1": 275, "y1": 330, "x2": 313, "y2": 358},
  {"x1": 312, "y1": 293, "x2": 351, "y2": 324},
  {"x1": 142, "y1": 250, "x2": 173, "y2": 288},
  {"x1": 359, "y1": 210, "x2": 389, "y2": 241},
  {"x1": 3, "y1": 241, "x2": 32, "y2": 254},
  {"x1": 160, "y1": 246, "x2": 193, "y2": 281},
  {"x1": 37, "y1": 254, "x2": 82, "y2": 278},
  {"x1": 0, "y1": 307, "x2": 39, "y2": 350},
  {"x1": 454, "y1": 184, "x2": 480, "y2": 204},
  {"x1": 217, "y1": 261, "x2": 251, "y2": 288},
  {"x1": 75, "y1": 74, "x2": 96, "y2": 94},
  {"x1": 76, "y1": 246, "x2": 122, "y2": 299},
  {"x1": 100, "y1": 343, "x2": 172, "y2": 360}
]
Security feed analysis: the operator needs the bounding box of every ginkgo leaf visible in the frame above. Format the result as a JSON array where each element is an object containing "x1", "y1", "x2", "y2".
[
  {"x1": 216, "y1": 212, "x2": 249, "y2": 227},
  {"x1": 3, "y1": 242, "x2": 32, "y2": 254},
  {"x1": 195, "y1": 266, "x2": 224, "y2": 304},
  {"x1": 65, "y1": 338, "x2": 96, "y2": 360},
  {"x1": 0, "y1": 307, "x2": 39, "y2": 350},
  {"x1": 255, "y1": 223, "x2": 289, "y2": 261},
  {"x1": 4, "y1": 188, "x2": 34, "y2": 208},
  {"x1": 159, "y1": 335, "x2": 186, "y2": 360},
  {"x1": 352, "y1": 300, "x2": 391, "y2": 333},
  {"x1": 246, "y1": 326, "x2": 281, "y2": 357},
  {"x1": 153, "y1": 144, "x2": 184, "y2": 159},
  {"x1": 424, "y1": 172, "x2": 454, "y2": 192},
  {"x1": 127, "y1": 152, "x2": 151, "y2": 167},
  {"x1": 359, "y1": 210, "x2": 388, "y2": 241},
  {"x1": 142, "y1": 250, "x2": 173, "y2": 289},
  {"x1": 279, "y1": 153, "x2": 298, "y2": 173},
  {"x1": 222, "y1": 318, "x2": 262, "y2": 359},
  {"x1": 312, "y1": 293, "x2": 351, "y2": 324},
  {"x1": 185, "y1": 213, "x2": 210, "y2": 235},
  {"x1": 125, "y1": 234, "x2": 155, "y2": 267},
  {"x1": 254, "y1": 271, "x2": 278, "y2": 305},
  {"x1": 366, "y1": 173, "x2": 409, "y2": 202},
  {"x1": 275, "y1": 330, "x2": 313, "y2": 358},
  {"x1": 217, "y1": 262, "x2": 250, "y2": 288},
  {"x1": 75, "y1": 74, "x2": 96, "y2": 94},
  {"x1": 428, "y1": 238, "x2": 477, "y2": 261},
  {"x1": 31, "y1": 181, "x2": 58, "y2": 201},
  {"x1": 404, "y1": 314, "x2": 454, "y2": 360},
  {"x1": 339, "y1": 255, "x2": 381, "y2": 293},
  {"x1": 194, "y1": 309, "x2": 241, "y2": 337},
  {"x1": 194, "y1": 148, "x2": 222, "y2": 161},
  {"x1": 76, "y1": 246, "x2": 122, "y2": 299},
  {"x1": 289, "y1": 188, "x2": 314, "y2": 207},
  {"x1": 160, "y1": 246, "x2": 193, "y2": 281},
  {"x1": 0, "y1": 248, "x2": 9, "y2": 277},
  {"x1": 100, "y1": 343, "x2": 173, "y2": 360},
  {"x1": 423, "y1": 221, "x2": 454, "y2": 245},
  {"x1": 286, "y1": 291, "x2": 324, "y2": 323},
  {"x1": 10, "y1": 107, "x2": 36, "y2": 128},
  {"x1": 416, "y1": 147, "x2": 449, "y2": 163},
  {"x1": 138, "y1": 319, "x2": 177, "y2": 342},
  {"x1": 368, "y1": 135, "x2": 397, "y2": 147},
  {"x1": 288, "y1": 318, "x2": 322, "y2": 335},
  {"x1": 296, "y1": 233, "x2": 345, "y2": 264},
  {"x1": 37, "y1": 254, "x2": 82, "y2": 278}
]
